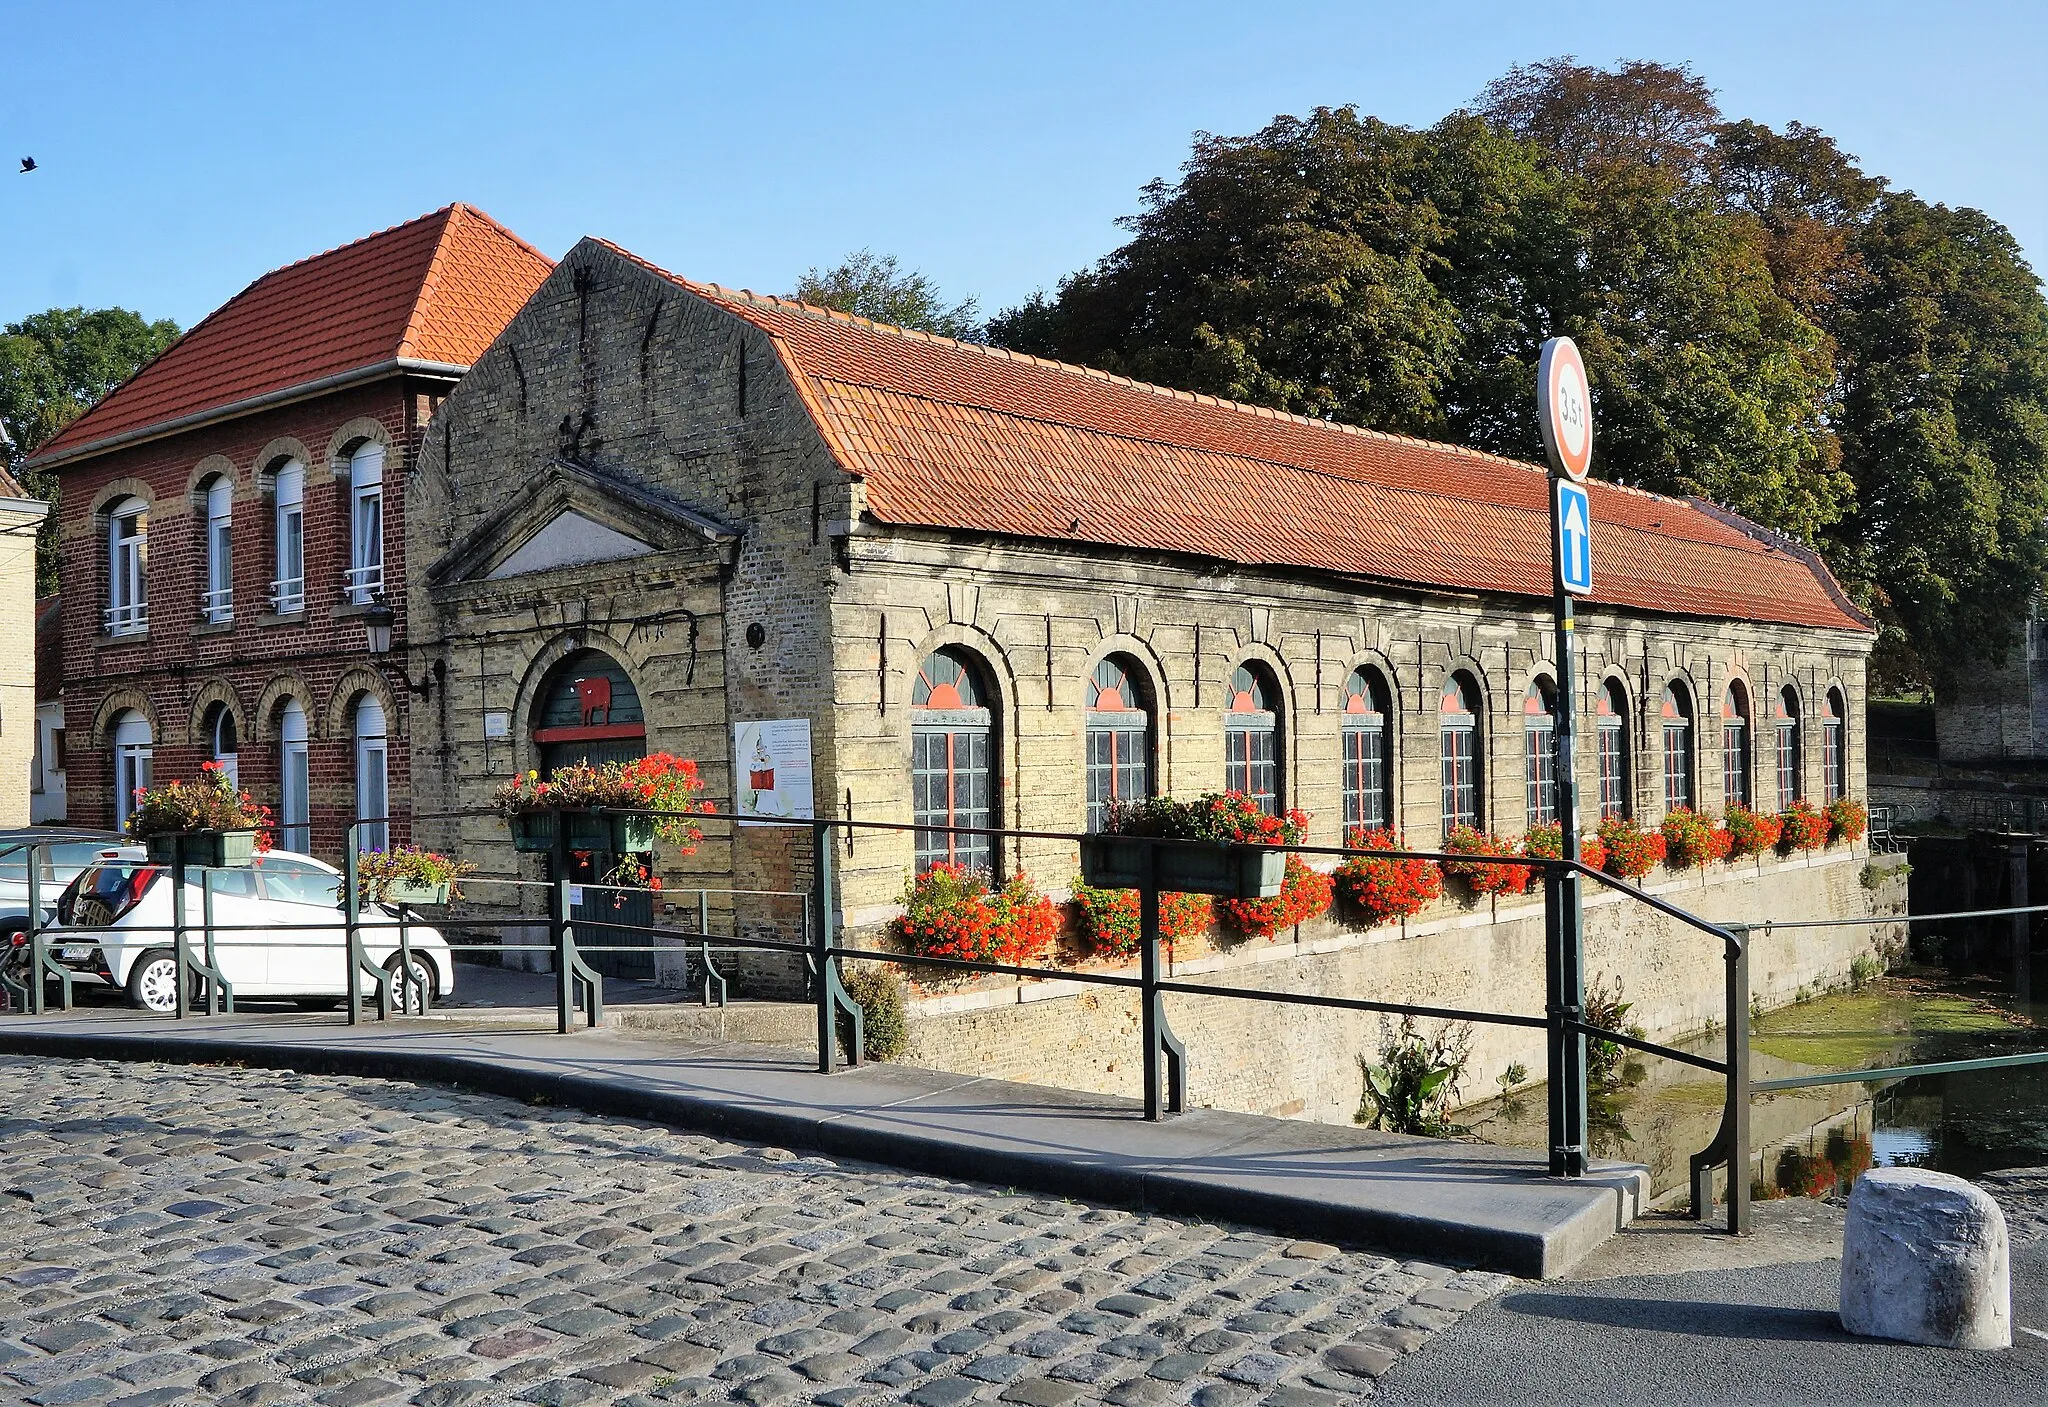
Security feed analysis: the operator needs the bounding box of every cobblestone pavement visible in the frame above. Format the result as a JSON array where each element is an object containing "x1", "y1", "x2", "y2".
[{"x1": 0, "y1": 1058, "x2": 1512, "y2": 1407}]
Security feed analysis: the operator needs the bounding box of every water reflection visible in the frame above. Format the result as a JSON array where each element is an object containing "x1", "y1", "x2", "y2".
[{"x1": 1464, "y1": 973, "x2": 2048, "y2": 1198}]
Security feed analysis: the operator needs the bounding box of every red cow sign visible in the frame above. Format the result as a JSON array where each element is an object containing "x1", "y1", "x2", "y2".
[{"x1": 574, "y1": 676, "x2": 612, "y2": 727}]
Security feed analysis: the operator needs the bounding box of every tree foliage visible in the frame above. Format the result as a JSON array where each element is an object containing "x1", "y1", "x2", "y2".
[
  {"x1": 0, "y1": 306, "x2": 181, "y2": 593},
  {"x1": 990, "y1": 59, "x2": 2048, "y2": 692},
  {"x1": 789, "y1": 250, "x2": 984, "y2": 341}
]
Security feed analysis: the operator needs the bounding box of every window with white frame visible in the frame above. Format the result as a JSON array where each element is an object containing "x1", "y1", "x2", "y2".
[
  {"x1": 1524, "y1": 678, "x2": 1559, "y2": 826},
  {"x1": 1823, "y1": 688, "x2": 1847, "y2": 803},
  {"x1": 1340, "y1": 667, "x2": 1391, "y2": 834},
  {"x1": 111, "y1": 710, "x2": 153, "y2": 831},
  {"x1": 1723, "y1": 682, "x2": 1752, "y2": 809},
  {"x1": 202, "y1": 477, "x2": 233, "y2": 623},
  {"x1": 345, "y1": 443, "x2": 384, "y2": 604},
  {"x1": 271, "y1": 460, "x2": 305, "y2": 614},
  {"x1": 911, "y1": 650, "x2": 994, "y2": 875},
  {"x1": 1662, "y1": 682, "x2": 1695, "y2": 812},
  {"x1": 1085, "y1": 656, "x2": 1152, "y2": 832},
  {"x1": 205, "y1": 703, "x2": 239, "y2": 788},
  {"x1": 1596, "y1": 679, "x2": 1629, "y2": 820},
  {"x1": 1223, "y1": 663, "x2": 1282, "y2": 816},
  {"x1": 104, "y1": 497, "x2": 148, "y2": 635},
  {"x1": 279, "y1": 700, "x2": 310, "y2": 854},
  {"x1": 354, "y1": 696, "x2": 388, "y2": 851},
  {"x1": 1440, "y1": 673, "x2": 1482, "y2": 834},
  {"x1": 1775, "y1": 686, "x2": 1802, "y2": 805}
]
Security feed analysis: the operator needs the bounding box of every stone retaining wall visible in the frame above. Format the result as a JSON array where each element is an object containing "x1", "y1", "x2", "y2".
[{"x1": 892, "y1": 847, "x2": 1909, "y2": 1124}]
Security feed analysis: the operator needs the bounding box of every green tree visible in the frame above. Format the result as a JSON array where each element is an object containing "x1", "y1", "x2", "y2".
[
  {"x1": 0, "y1": 306, "x2": 181, "y2": 593},
  {"x1": 1476, "y1": 56, "x2": 1721, "y2": 180},
  {"x1": 1826, "y1": 196, "x2": 2048, "y2": 689},
  {"x1": 788, "y1": 251, "x2": 983, "y2": 341}
]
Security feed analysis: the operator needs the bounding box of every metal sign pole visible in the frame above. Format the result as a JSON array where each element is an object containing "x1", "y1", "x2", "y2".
[
  {"x1": 1550, "y1": 508, "x2": 1588, "y2": 1176},
  {"x1": 1537, "y1": 335, "x2": 1594, "y2": 1179}
]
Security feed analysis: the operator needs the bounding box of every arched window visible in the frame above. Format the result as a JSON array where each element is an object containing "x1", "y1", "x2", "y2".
[
  {"x1": 270, "y1": 459, "x2": 305, "y2": 614},
  {"x1": 278, "y1": 699, "x2": 309, "y2": 854},
  {"x1": 201, "y1": 477, "x2": 233, "y2": 624},
  {"x1": 204, "y1": 703, "x2": 239, "y2": 788},
  {"x1": 110, "y1": 710, "x2": 153, "y2": 832},
  {"x1": 1596, "y1": 680, "x2": 1630, "y2": 820},
  {"x1": 354, "y1": 696, "x2": 388, "y2": 852},
  {"x1": 345, "y1": 443, "x2": 385, "y2": 605},
  {"x1": 1086, "y1": 655, "x2": 1153, "y2": 832},
  {"x1": 1524, "y1": 677, "x2": 1559, "y2": 826},
  {"x1": 1662, "y1": 683, "x2": 1695, "y2": 811},
  {"x1": 104, "y1": 496, "x2": 148, "y2": 636},
  {"x1": 1723, "y1": 682, "x2": 1752, "y2": 809},
  {"x1": 1341, "y1": 667, "x2": 1392, "y2": 831},
  {"x1": 1224, "y1": 663, "x2": 1282, "y2": 815},
  {"x1": 1775, "y1": 686, "x2": 1802, "y2": 805},
  {"x1": 1823, "y1": 688, "x2": 1847, "y2": 803},
  {"x1": 912, "y1": 649, "x2": 994, "y2": 874},
  {"x1": 1440, "y1": 672, "x2": 1482, "y2": 834}
]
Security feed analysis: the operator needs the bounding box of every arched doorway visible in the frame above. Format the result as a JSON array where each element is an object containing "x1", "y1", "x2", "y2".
[{"x1": 532, "y1": 649, "x2": 652, "y2": 981}]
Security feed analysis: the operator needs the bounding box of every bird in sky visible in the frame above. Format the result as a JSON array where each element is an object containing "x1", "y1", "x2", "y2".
[{"x1": 18, "y1": 158, "x2": 35, "y2": 174}]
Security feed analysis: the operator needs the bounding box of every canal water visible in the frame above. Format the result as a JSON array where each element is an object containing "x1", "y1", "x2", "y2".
[{"x1": 1463, "y1": 971, "x2": 2048, "y2": 1200}]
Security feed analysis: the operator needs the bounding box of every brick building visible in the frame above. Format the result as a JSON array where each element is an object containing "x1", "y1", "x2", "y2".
[
  {"x1": 407, "y1": 238, "x2": 1876, "y2": 961},
  {"x1": 27, "y1": 205, "x2": 551, "y2": 853}
]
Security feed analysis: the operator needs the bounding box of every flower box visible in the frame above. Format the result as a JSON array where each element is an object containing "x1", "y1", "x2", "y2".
[
  {"x1": 1079, "y1": 838, "x2": 1284, "y2": 899},
  {"x1": 143, "y1": 830, "x2": 258, "y2": 869},
  {"x1": 506, "y1": 812, "x2": 656, "y2": 854},
  {"x1": 380, "y1": 878, "x2": 450, "y2": 906}
]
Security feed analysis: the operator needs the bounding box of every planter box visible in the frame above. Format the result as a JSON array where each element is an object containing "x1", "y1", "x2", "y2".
[
  {"x1": 143, "y1": 830, "x2": 257, "y2": 869},
  {"x1": 380, "y1": 878, "x2": 450, "y2": 906},
  {"x1": 1079, "y1": 837, "x2": 1285, "y2": 899},
  {"x1": 506, "y1": 812, "x2": 657, "y2": 854}
]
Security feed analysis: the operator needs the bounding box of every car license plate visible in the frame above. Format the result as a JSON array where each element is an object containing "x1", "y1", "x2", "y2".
[{"x1": 57, "y1": 945, "x2": 90, "y2": 961}]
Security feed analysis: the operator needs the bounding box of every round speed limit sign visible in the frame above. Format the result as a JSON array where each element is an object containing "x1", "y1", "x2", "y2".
[{"x1": 1537, "y1": 336, "x2": 1593, "y2": 481}]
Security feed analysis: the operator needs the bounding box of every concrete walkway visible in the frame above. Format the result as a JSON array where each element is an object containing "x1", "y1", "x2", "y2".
[
  {"x1": 0, "y1": 1009, "x2": 1648, "y2": 1279},
  {"x1": 1372, "y1": 1194, "x2": 2047, "y2": 1404}
]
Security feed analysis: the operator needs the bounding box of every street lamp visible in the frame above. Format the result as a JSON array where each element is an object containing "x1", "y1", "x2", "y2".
[{"x1": 363, "y1": 594, "x2": 437, "y2": 702}]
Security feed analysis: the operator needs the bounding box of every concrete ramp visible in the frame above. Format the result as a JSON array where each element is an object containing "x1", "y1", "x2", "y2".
[{"x1": 0, "y1": 1011, "x2": 1647, "y2": 1278}]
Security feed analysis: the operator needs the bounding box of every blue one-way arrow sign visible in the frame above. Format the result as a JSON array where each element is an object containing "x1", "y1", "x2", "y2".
[{"x1": 1556, "y1": 479, "x2": 1592, "y2": 595}]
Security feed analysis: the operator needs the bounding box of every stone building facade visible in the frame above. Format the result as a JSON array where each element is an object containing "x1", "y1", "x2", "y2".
[
  {"x1": 409, "y1": 238, "x2": 1876, "y2": 984},
  {"x1": 27, "y1": 206, "x2": 550, "y2": 854}
]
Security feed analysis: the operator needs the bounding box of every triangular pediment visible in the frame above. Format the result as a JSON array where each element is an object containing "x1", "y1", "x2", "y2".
[
  {"x1": 485, "y1": 511, "x2": 653, "y2": 578},
  {"x1": 428, "y1": 458, "x2": 739, "y2": 586}
]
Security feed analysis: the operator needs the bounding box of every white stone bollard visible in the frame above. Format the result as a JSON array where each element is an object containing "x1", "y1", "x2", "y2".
[{"x1": 1840, "y1": 1166, "x2": 2010, "y2": 1349}]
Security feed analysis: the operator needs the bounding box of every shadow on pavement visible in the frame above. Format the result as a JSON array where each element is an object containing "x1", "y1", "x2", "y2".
[{"x1": 1499, "y1": 1288, "x2": 1848, "y2": 1341}]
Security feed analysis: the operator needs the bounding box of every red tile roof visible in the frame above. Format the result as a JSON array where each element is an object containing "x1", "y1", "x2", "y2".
[
  {"x1": 599, "y1": 241, "x2": 1868, "y2": 635},
  {"x1": 34, "y1": 205, "x2": 552, "y2": 464}
]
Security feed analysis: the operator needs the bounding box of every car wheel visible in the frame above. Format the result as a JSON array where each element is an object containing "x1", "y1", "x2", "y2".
[
  {"x1": 126, "y1": 949, "x2": 183, "y2": 1015},
  {"x1": 385, "y1": 954, "x2": 435, "y2": 1015}
]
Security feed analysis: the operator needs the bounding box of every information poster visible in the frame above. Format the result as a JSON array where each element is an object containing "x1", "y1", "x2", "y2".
[{"x1": 733, "y1": 718, "x2": 815, "y2": 826}]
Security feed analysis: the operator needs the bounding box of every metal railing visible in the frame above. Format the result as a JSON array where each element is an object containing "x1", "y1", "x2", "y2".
[
  {"x1": 199, "y1": 587, "x2": 233, "y2": 624},
  {"x1": 100, "y1": 602, "x2": 148, "y2": 635},
  {"x1": 267, "y1": 577, "x2": 304, "y2": 614},
  {"x1": 0, "y1": 807, "x2": 1764, "y2": 1232}
]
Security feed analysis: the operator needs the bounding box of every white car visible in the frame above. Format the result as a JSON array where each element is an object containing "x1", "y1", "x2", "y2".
[{"x1": 42, "y1": 849, "x2": 456, "y2": 1015}]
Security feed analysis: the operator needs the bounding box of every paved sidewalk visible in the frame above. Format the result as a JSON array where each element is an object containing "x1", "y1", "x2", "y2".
[
  {"x1": 0, "y1": 1057, "x2": 1517, "y2": 1407},
  {"x1": 1372, "y1": 1193, "x2": 2048, "y2": 1405},
  {"x1": 0, "y1": 1012, "x2": 1646, "y2": 1279}
]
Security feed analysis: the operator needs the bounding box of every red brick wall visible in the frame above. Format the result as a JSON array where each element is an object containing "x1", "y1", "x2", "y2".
[{"x1": 53, "y1": 377, "x2": 448, "y2": 857}]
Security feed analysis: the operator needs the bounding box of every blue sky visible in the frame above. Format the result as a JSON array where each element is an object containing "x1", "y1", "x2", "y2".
[{"x1": 3, "y1": 1, "x2": 2042, "y2": 330}]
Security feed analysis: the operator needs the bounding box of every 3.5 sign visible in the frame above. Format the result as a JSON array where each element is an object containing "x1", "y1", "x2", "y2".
[{"x1": 1537, "y1": 336, "x2": 1593, "y2": 481}]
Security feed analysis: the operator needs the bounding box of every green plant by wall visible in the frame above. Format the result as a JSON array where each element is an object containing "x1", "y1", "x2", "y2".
[
  {"x1": 840, "y1": 962, "x2": 909, "y2": 1061},
  {"x1": 1354, "y1": 1014, "x2": 1472, "y2": 1136},
  {"x1": 1849, "y1": 953, "x2": 1884, "y2": 988},
  {"x1": 1583, "y1": 973, "x2": 1646, "y2": 1090}
]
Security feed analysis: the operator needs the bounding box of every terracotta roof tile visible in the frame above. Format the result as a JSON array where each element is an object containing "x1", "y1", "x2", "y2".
[
  {"x1": 595, "y1": 242, "x2": 1867, "y2": 635},
  {"x1": 36, "y1": 205, "x2": 552, "y2": 462}
]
